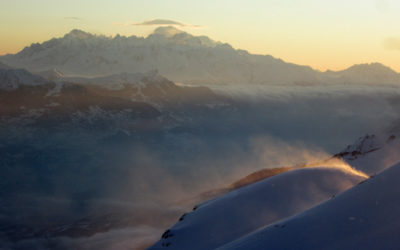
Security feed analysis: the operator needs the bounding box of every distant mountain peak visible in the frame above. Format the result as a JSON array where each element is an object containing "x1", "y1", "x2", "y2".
[
  {"x1": 323, "y1": 62, "x2": 400, "y2": 84},
  {"x1": 149, "y1": 26, "x2": 219, "y2": 48},
  {"x1": 152, "y1": 26, "x2": 185, "y2": 38},
  {"x1": 65, "y1": 29, "x2": 93, "y2": 39},
  {"x1": 346, "y1": 62, "x2": 397, "y2": 74}
]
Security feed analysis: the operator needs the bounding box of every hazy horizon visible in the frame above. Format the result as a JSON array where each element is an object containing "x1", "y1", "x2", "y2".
[
  {"x1": 2, "y1": 1, "x2": 400, "y2": 249},
  {"x1": 2, "y1": 0, "x2": 400, "y2": 72}
]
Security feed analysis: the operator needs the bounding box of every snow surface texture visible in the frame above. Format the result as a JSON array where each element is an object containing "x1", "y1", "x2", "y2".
[
  {"x1": 218, "y1": 161, "x2": 400, "y2": 250},
  {"x1": 2, "y1": 27, "x2": 400, "y2": 85},
  {"x1": 149, "y1": 163, "x2": 366, "y2": 250}
]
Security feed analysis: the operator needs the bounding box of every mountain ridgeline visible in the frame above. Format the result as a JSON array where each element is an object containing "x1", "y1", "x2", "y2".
[{"x1": 1, "y1": 27, "x2": 400, "y2": 85}]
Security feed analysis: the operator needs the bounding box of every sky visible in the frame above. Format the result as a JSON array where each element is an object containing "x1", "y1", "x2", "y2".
[{"x1": 1, "y1": 0, "x2": 400, "y2": 72}]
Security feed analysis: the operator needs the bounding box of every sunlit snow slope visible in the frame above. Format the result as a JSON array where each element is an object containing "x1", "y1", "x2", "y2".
[
  {"x1": 219, "y1": 161, "x2": 400, "y2": 250},
  {"x1": 149, "y1": 163, "x2": 366, "y2": 250}
]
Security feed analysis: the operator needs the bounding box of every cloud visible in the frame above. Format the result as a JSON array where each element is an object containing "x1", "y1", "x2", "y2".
[
  {"x1": 113, "y1": 19, "x2": 202, "y2": 28},
  {"x1": 383, "y1": 37, "x2": 400, "y2": 51},
  {"x1": 64, "y1": 16, "x2": 82, "y2": 21},
  {"x1": 136, "y1": 19, "x2": 186, "y2": 26}
]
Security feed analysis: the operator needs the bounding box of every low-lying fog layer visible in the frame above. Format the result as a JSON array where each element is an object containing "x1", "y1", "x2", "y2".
[{"x1": 1, "y1": 83, "x2": 400, "y2": 249}]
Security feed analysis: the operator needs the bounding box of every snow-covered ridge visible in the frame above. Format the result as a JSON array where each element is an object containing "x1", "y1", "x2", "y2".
[
  {"x1": 149, "y1": 132, "x2": 400, "y2": 250},
  {"x1": 336, "y1": 134, "x2": 382, "y2": 160},
  {"x1": 149, "y1": 162, "x2": 367, "y2": 250},
  {"x1": 148, "y1": 131, "x2": 400, "y2": 250},
  {"x1": 334, "y1": 133, "x2": 400, "y2": 175},
  {"x1": 219, "y1": 161, "x2": 400, "y2": 250}
]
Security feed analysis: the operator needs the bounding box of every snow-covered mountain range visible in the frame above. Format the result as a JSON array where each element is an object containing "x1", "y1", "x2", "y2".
[
  {"x1": 2, "y1": 27, "x2": 400, "y2": 85},
  {"x1": 2, "y1": 27, "x2": 400, "y2": 250}
]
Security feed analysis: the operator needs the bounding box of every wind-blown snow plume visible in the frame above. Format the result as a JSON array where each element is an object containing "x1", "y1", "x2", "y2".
[{"x1": 305, "y1": 159, "x2": 369, "y2": 179}]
